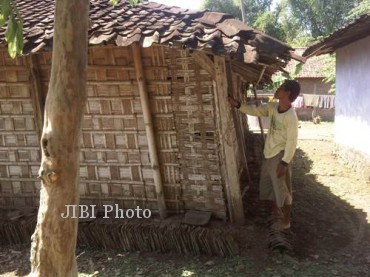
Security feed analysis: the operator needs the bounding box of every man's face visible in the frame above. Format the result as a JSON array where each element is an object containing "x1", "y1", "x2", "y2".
[{"x1": 274, "y1": 85, "x2": 290, "y2": 100}]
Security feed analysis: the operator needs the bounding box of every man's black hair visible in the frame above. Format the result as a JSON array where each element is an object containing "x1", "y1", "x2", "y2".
[{"x1": 283, "y1": 80, "x2": 300, "y2": 102}]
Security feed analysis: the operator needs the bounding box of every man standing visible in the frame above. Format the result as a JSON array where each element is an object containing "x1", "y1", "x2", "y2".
[{"x1": 228, "y1": 80, "x2": 300, "y2": 231}]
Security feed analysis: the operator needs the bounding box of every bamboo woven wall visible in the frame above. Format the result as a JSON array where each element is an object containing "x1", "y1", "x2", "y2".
[
  {"x1": 165, "y1": 48, "x2": 225, "y2": 217},
  {"x1": 0, "y1": 45, "x2": 228, "y2": 218},
  {"x1": 0, "y1": 50, "x2": 41, "y2": 208}
]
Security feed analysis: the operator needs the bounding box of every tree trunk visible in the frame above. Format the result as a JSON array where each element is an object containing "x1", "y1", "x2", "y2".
[{"x1": 30, "y1": 1, "x2": 89, "y2": 276}]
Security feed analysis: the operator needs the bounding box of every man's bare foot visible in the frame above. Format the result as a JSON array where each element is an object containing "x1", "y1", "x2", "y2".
[
  {"x1": 271, "y1": 210, "x2": 284, "y2": 218},
  {"x1": 271, "y1": 221, "x2": 291, "y2": 231}
]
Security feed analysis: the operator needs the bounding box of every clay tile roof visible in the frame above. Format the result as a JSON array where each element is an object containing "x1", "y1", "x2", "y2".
[
  {"x1": 303, "y1": 13, "x2": 370, "y2": 58},
  {"x1": 0, "y1": 0, "x2": 300, "y2": 68},
  {"x1": 284, "y1": 48, "x2": 331, "y2": 78}
]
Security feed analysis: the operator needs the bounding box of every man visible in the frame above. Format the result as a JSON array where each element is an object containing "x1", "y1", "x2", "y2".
[{"x1": 228, "y1": 80, "x2": 300, "y2": 231}]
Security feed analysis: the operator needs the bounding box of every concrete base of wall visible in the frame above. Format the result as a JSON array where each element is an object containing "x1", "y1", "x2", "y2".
[{"x1": 335, "y1": 145, "x2": 370, "y2": 179}]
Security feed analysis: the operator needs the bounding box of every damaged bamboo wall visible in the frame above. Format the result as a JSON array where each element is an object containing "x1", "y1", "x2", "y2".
[
  {"x1": 0, "y1": 45, "x2": 230, "y2": 219},
  {"x1": 0, "y1": 50, "x2": 41, "y2": 208}
]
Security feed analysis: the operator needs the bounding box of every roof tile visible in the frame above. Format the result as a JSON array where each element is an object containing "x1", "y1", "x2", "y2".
[
  {"x1": 0, "y1": 0, "x2": 298, "y2": 68},
  {"x1": 282, "y1": 48, "x2": 330, "y2": 78},
  {"x1": 304, "y1": 13, "x2": 370, "y2": 57},
  {"x1": 195, "y1": 12, "x2": 232, "y2": 25}
]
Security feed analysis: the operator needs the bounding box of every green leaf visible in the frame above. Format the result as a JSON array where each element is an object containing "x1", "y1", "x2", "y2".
[
  {"x1": 5, "y1": 15, "x2": 23, "y2": 58},
  {"x1": 0, "y1": 0, "x2": 11, "y2": 27},
  {"x1": 5, "y1": 15, "x2": 16, "y2": 42},
  {"x1": 110, "y1": 0, "x2": 140, "y2": 7},
  {"x1": 15, "y1": 20, "x2": 23, "y2": 55},
  {"x1": 292, "y1": 62, "x2": 303, "y2": 77}
]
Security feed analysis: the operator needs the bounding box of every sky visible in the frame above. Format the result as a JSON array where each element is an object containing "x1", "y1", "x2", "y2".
[{"x1": 152, "y1": 0, "x2": 204, "y2": 10}]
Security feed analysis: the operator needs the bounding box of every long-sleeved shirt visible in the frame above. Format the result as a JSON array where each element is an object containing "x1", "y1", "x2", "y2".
[{"x1": 239, "y1": 102, "x2": 298, "y2": 164}]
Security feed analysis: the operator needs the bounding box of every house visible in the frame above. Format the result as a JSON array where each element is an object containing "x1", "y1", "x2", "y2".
[
  {"x1": 304, "y1": 13, "x2": 370, "y2": 175},
  {"x1": 247, "y1": 47, "x2": 334, "y2": 130},
  {"x1": 284, "y1": 48, "x2": 335, "y2": 121},
  {"x1": 0, "y1": 0, "x2": 300, "y2": 224}
]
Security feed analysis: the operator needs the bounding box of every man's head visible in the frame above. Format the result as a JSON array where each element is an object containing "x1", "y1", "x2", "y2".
[{"x1": 275, "y1": 80, "x2": 300, "y2": 103}]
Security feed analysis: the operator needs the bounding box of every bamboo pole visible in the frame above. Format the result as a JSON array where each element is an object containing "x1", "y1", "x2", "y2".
[
  {"x1": 253, "y1": 66, "x2": 267, "y2": 144},
  {"x1": 25, "y1": 55, "x2": 45, "y2": 139},
  {"x1": 132, "y1": 43, "x2": 167, "y2": 219}
]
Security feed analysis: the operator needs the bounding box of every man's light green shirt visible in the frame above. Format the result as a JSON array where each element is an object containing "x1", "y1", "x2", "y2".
[{"x1": 239, "y1": 102, "x2": 298, "y2": 163}]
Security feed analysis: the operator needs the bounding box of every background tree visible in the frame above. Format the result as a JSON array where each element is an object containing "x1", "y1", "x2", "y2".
[
  {"x1": 346, "y1": 0, "x2": 370, "y2": 21},
  {"x1": 203, "y1": 0, "x2": 312, "y2": 45},
  {"x1": 288, "y1": 0, "x2": 360, "y2": 38},
  {"x1": 253, "y1": 10, "x2": 286, "y2": 41},
  {"x1": 203, "y1": 0, "x2": 272, "y2": 27},
  {"x1": 203, "y1": 0, "x2": 366, "y2": 46},
  {"x1": 275, "y1": 0, "x2": 314, "y2": 46},
  {"x1": 203, "y1": 0, "x2": 242, "y2": 19},
  {"x1": 0, "y1": 0, "x2": 23, "y2": 57},
  {"x1": 321, "y1": 54, "x2": 336, "y2": 94}
]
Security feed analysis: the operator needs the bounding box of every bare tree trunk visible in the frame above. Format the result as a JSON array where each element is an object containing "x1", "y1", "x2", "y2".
[
  {"x1": 240, "y1": 0, "x2": 246, "y2": 23},
  {"x1": 30, "y1": 1, "x2": 89, "y2": 276}
]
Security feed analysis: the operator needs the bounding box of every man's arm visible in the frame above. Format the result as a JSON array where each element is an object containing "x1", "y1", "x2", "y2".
[
  {"x1": 228, "y1": 96, "x2": 270, "y2": 117},
  {"x1": 281, "y1": 116, "x2": 299, "y2": 164},
  {"x1": 276, "y1": 116, "x2": 298, "y2": 178}
]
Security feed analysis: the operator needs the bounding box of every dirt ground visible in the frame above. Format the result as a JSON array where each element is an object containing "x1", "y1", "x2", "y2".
[{"x1": 1, "y1": 121, "x2": 370, "y2": 276}]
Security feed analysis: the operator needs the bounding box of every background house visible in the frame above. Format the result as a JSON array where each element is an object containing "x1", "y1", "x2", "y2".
[
  {"x1": 285, "y1": 48, "x2": 335, "y2": 121},
  {"x1": 0, "y1": 0, "x2": 300, "y2": 224},
  {"x1": 304, "y1": 13, "x2": 370, "y2": 176},
  {"x1": 247, "y1": 47, "x2": 334, "y2": 131}
]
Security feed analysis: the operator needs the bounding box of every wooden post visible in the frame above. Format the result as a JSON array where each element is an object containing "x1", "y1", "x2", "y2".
[
  {"x1": 253, "y1": 66, "x2": 267, "y2": 144},
  {"x1": 132, "y1": 43, "x2": 167, "y2": 219},
  {"x1": 214, "y1": 55, "x2": 244, "y2": 224},
  {"x1": 240, "y1": 0, "x2": 246, "y2": 23},
  {"x1": 25, "y1": 55, "x2": 45, "y2": 139}
]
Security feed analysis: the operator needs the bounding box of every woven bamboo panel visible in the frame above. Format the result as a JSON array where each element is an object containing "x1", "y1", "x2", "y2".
[
  {"x1": 0, "y1": 50, "x2": 41, "y2": 209},
  {"x1": 140, "y1": 46, "x2": 184, "y2": 212},
  {"x1": 0, "y1": 45, "x2": 229, "y2": 219},
  {"x1": 164, "y1": 47, "x2": 227, "y2": 218},
  {"x1": 75, "y1": 47, "x2": 156, "y2": 211}
]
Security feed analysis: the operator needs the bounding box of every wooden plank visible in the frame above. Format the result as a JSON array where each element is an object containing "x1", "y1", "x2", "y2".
[
  {"x1": 88, "y1": 65, "x2": 135, "y2": 70},
  {"x1": 228, "y1": 67, "x2": 249, "y2": 169},
  {"x1": 214, "y1": 55, "x2": 244, "y2": 225},
  {"x1": 132, "y1": 43, "x2": 168, "y2": 219},
  {"x1": 192, "y1": 51, "x2": 216, "y2": 79},
  {"x1": 86, "y1": 80, "x2": 171, "y2": 85},
  {"x1": 0, "y1": 82, "x2": 31, "y2": 86},
  {"x1": 25, "y1": 55, "x2": 45, "y2": 139},
  {"x1": 0, "y1": 65, "x2": 29, "y2": 70}
]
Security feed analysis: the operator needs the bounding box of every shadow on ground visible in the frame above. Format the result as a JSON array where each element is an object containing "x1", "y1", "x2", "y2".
[
  {"x1": 1, "y1": 144, "x2": 370, "y2": 276},
  {"x1": 292, "y1": 147, "x2": 370, "y2": 266}
]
